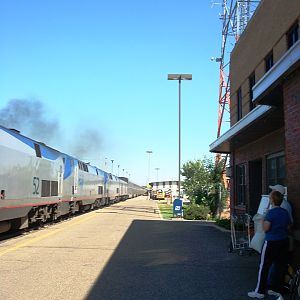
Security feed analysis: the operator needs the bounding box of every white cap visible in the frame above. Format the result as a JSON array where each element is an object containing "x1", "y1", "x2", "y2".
[{"x1": 269, "y1": 184, "x2": 286, "y2": 195}]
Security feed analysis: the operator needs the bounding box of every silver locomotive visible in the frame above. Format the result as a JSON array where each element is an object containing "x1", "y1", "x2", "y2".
[{"x1": 0, "y1": 125, "x2": 145, "y2": 233}]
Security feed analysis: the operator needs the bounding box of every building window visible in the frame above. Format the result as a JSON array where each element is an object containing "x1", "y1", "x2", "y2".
[
  {"x1": 265, "y1": 51, "x2": 274, "y2": 72},
  {"x1": 249, "y1": 73, "x2": 255, "y2": 111},
  {"x1": 236, "y1": 164, "x2": 246, "y2": 206},
  {"x1": 266, "y1": 152, "x2": 285, "y2": 188},
  {"x1": 237, "y1": 88, "x2": 242, "y2": 121},
  {"x1": 287, "y1": 23, "x2": 299, "y2": 49}
]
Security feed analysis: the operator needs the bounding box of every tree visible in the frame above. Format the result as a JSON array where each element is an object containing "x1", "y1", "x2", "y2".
[{"x1": 182, "y1": 157, "x2": 227, "y2": 218}]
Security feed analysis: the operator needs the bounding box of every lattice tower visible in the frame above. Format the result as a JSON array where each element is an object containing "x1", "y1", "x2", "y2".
[{"x1": 212, "y1": 0, "x2": 260, "y2": 166}]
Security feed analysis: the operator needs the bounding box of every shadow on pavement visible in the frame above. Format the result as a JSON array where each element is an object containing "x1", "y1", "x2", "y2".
[{"x1": 86, "y1": 220, "x2": 260, "y2": 300}]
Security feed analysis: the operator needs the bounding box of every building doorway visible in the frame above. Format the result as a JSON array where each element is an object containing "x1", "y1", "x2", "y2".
[{"x1": 249, "y1": 159, "x2": 262, "y2": 215}]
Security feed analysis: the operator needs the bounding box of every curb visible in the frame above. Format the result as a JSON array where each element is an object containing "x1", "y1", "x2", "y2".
[
  {"x1": 179, "y1": 220, "x2": 231, "y2": 233},
  {"x1": 154, "y1": 201, "x2": 163, "y2": 220}
]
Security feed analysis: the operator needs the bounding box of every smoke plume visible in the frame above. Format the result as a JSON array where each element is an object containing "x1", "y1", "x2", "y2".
[
  {"x1": 0, "y1": 99, "x2": 60, "y2": 144},
  {"x1": 0, "y1": 99, "x2": 105, "y2": 163},
  {"x1": 68, "y1": 128, "x2": 104, "y2": 161}
]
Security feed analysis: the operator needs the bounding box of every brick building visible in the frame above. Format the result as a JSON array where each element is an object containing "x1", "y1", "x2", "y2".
[{"x1": 209, "y1": 0, "x2": 300, "y2": 262}]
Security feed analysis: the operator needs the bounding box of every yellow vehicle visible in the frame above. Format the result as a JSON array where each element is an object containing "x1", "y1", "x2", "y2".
[
  {"x1": 156, "y1": 189, "x2": 165, "y2": 200},
  {"x1": 164, "y1": 189, "x2": 172, "y2": 199}
]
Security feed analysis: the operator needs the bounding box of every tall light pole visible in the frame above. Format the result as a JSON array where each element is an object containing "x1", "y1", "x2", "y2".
[
  {"x1": 146, "y1": 150, "x2": 153, "y2": 199},
  {"x1": 168, "y1": 74, "x2": 192, "y2": 198},
  {"x1": 155, "y1": 167, "x2": 160, "y2": 182},
  {"x1": 105, "y1": 157, "x2": 108, "y2": 172},
  {"x1": 111, "y1": 159, "x2": 114, "y2": 174},
  {"x1": 146, "y1": 150, "x2": 153, "y2": 185}
]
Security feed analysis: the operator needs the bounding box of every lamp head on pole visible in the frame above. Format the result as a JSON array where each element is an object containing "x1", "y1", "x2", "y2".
[{"x1": 168, "y1": 74, "x2": 192, "y2": 81}]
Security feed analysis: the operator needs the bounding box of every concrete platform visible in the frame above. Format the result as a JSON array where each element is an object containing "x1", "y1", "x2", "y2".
[{"x1": 0, "y1": 196, "x2": 264, "y2": 300}]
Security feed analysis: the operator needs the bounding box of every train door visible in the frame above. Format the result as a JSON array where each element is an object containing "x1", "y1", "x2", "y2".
[
  {"x1": 58, "y1": 162, "x2": 64, "y2": 196},
  {"x1": 74, "y1": 161, "x2": 79, "y2": 194}
]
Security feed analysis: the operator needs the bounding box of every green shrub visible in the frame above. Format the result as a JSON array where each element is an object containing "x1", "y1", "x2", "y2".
[
  {"x1": 214, "y1": 218, "x2": 245, "y2": 231},
  {"x1": 183, "y1": 204, "x2": 210, "y2": 220},
  {"x1": 215, "y1": 218, "x2": 231, "y2": 230}
]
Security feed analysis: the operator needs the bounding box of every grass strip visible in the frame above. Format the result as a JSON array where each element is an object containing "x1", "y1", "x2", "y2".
[{"x1": 157, "y1": 203, "x2": 173, "y2": 220}]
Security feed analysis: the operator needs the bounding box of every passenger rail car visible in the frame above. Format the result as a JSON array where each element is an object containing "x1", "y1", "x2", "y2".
[
  {"x1": 128, "y1": 182, "x2": 145, "y2": 198},
  {"x1": 119, "y1": 177, "x2": 145, "y2": 198},
  {"x1": 0, "y1": 125, "x2": 144, "y2": 234}
]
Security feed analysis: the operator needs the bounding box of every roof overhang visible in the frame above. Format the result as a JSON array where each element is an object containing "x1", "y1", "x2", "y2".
[
  {"x1": 209, "y1": 105, "x2": 284, "y2": 153},
  {"x1": 253, "y1": 39, "x2": 300, "y2": 105}
]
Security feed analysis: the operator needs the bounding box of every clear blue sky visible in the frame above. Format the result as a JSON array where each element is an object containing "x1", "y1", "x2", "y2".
[{"x1": 0, "y1": 0, "x2": 223, "y2": 186}]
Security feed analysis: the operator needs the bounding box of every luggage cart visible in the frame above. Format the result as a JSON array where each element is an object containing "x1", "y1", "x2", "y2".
[{"x1": 228, "y1": 213, "x2": 253, "y2": 255}]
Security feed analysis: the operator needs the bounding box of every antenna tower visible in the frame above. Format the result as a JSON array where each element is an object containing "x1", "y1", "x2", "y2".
[{"x1": 213, "y1": 0, "x2": 260, "y2": 165}]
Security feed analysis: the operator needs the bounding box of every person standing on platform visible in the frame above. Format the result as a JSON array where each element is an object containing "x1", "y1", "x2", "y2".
[
  {"x1": 248, "y1": 190, "x2": 292, "y2": 299},
  {"x1": 269, "y1": 184, "x2": 293, "y2": 223}
]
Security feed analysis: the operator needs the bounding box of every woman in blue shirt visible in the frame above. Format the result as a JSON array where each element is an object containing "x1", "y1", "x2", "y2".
[{"x1": 248, "y1": 190, "x2": 292, "y2": 299}]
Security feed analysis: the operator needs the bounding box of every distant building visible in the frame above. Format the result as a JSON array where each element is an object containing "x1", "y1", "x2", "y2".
[
  {"x1": 210, "y1": 0, "x2": 300, "y2": 263},
  {"x1": 150, "y1": 181, "x2": 179, "y2": 196}
]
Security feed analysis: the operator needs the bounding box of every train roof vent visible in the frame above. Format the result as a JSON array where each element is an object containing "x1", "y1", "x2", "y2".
[{"x1": 9, "y1": 128, "x2": 20, "y2": 134}]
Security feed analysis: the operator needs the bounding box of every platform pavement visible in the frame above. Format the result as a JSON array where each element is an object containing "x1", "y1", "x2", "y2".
[
  {"x1": 0, "y1": 196, "x2": 280, "y2": 300},
  {"x1": 86, "y1": 199, "x2": 268, "y2": 300}
]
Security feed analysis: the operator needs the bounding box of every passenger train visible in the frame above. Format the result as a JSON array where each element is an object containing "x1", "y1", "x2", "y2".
[{"x1": 0, "y1": 125, "x2": 145, "y2": 234}]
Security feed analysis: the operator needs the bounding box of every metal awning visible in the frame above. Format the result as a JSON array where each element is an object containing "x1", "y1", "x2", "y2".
[
  {"x1": 209, "y1": 105, "x2": 284, "y2": 153},
  {"x1": 253, "y1": 39, "x2": 300, "y2": 105},
  {"x1": 210, "y1": 40, "x2": 300, "y2": 154}
]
